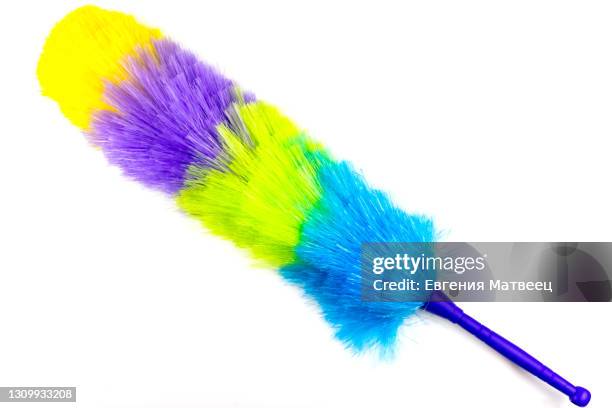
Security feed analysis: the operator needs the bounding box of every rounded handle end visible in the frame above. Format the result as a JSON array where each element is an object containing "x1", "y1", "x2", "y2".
[{"x1": 570, "y1": 386, "x2": 591, "y2": 407}]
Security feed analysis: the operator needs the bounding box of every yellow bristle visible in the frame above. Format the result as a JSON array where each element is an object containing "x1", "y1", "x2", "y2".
[{"x1": 37, "y1": 5, "x2": 162, "y2": 129}]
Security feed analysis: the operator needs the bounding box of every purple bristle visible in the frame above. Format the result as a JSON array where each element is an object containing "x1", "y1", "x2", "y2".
[{"x1": 90, "y1": 39, "x2": 252, "y2": 194}]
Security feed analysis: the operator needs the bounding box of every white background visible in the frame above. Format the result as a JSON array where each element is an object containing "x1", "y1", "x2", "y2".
[{"x1": 1, "y1": 1, "x2": 611, "y2": 407}]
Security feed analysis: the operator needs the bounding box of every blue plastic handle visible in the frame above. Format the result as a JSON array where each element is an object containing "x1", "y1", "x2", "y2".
[{"x1": 424, "y1": 291, "x2": 591, "y2": 407}]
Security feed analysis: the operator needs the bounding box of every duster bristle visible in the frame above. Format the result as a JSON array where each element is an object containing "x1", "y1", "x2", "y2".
[
  {"x1": 38, "y1": 5, "x2": 435, "y2": 354},
  {"x1": 178, "y1": 102, "x2": 329, "y2": 267},
  {"x1": 37, "y1": 5, "x2": 161, "y2": 129}
]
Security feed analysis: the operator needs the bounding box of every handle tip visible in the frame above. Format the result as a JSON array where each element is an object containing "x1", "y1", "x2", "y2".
[{"x1": 570, "y1": 386, "x2": 591, "y2": 407}]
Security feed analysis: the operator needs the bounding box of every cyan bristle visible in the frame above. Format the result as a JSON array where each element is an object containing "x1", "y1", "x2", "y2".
[{"x1": 283, "y1": 161, "x2": 435, "y2": 354}]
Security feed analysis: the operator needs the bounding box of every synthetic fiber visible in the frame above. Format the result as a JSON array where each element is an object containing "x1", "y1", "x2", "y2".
[{"x1": 37, "y1": 5, "x2": 435, "y2": 354}]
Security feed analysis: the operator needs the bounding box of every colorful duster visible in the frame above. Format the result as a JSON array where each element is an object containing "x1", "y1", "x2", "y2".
[{"x1": 37, "y1": 6, "x2": 435, "y2": 354}]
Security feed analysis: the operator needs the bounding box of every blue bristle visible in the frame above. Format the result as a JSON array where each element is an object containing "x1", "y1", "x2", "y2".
[{"x1": 282, "y1": 161, "x2": 436, "y2": 355}]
